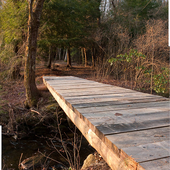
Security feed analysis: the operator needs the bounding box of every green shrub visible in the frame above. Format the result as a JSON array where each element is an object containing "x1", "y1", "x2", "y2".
[{"x1": 153, "y1": 67, "x2": 169, "y2": 94}]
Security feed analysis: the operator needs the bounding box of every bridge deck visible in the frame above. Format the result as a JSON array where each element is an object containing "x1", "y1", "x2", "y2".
[{"x1": 43, "y1": 76, "x2": 170, "y2": 170}]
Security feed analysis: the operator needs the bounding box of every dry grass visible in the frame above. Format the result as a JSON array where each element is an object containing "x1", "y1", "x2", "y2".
[
  {"x1": 93, "y1": 19, "x2": 169, "y2": 95},
  {"x1": 135, "y1": 19, "x2": 168, "y2": 62}
]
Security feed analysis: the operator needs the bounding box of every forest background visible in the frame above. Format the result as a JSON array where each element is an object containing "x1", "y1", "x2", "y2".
[
  {"x1": 0, "y1": 0, "x2": 169, "y2": 169},
  {"x1": 0, "y1": 0, "x2": 169, "y2": 106}
]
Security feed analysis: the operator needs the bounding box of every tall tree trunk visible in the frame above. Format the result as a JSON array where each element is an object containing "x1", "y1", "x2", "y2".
[
  {"x1": 64, "y1": 50, "x2": 67, "y2": 61},
  {"x1": 81, "y1": 48, "x2": 84, "y2": 65},
  {"x1": 47, "y1": 46, "x2": 56, "y2": 69},
  {"x1": 67, "y1": 48, "x2": 71, "y2": 67},
  {"x1": 91, "y1": 48, "x2": 95, "y2": 68},
  {"x1": 47, "y1": 46, "x2": 52, "y2": 68},
  {"x1": 58, "y1": 48, "x2": 61, "y2": 60},
  {"x1": 52, "y1": 48, "x2": 58, "y2": 68},
  {"x1": 24, "y1": 0, "x2": 45, "y2": 108},
  {"x1": 84, "y1": 48, "x2": 87, "y2": 67}
]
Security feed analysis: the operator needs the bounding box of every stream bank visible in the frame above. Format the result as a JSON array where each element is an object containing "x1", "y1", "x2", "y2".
[{"x1": 2, "y1": 100, "x2": 95, "y2": 170}]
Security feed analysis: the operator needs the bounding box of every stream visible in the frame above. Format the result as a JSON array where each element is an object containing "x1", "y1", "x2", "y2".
[{"x1": 2, "y1": 133, "x2": 94, "y2": 170}]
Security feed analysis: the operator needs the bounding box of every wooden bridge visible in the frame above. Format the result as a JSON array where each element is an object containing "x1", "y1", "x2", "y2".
[{"x1": 43, "y1": 76, "x2": 170, "y2": 170}]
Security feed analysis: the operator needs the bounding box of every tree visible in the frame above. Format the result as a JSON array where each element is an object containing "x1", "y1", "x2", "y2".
[
  {"x1": 119, "y1": 0, "x2": 159, "y2": 36},
  {"x1": 47, "y1": 45, "x2": 56, "y2": 68},
  {"x1": 0, "y1": 0, "x2": 27, "y2": 79},
  {"x1": 24, "y1": 0, "x2": 45, "y2": 107},
  {"x1": 1, "y1": 0, "x2": 101, "y2": 106},
  {"x1": 38, "y1": 0, "x2": 101, "y2": 67},
  {"x1": 66, "y1": 48, "x2": 71, "y2": 67}
]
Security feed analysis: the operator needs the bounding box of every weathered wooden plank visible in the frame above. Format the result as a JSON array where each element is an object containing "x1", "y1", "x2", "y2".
[
  {"x1": 82, "y1": 107, "x2": 170, "y2": 117},
  {"x1": 64, "y1": 92, "x2": 163, "y2": 100},
  {"x1": 122, "y1": 140, "x2": 169, "y2": 163},
  {"x1": 50, "y1": 82, "x2": 102, "y2": 87},
  {"x1": 71, "y1": 97, "x2": 168, "y2": 108},
  {"x1": 58, "y1": 89, "x2": 135, "y2": 97},
  {"x1": 78, "y1": 101, "x2": 170, "y2": 135},
  {"x1": 54, "y1": 86, "x2": 134, "y2": 94},
  {"x1": 106, "y1": 127, "x2": 170, "y2": 148},
  {"x1": 140, "y1": 157, "x2": 170, "y2": 170},
  {"x1": 49, "y1": 82, "x2": 102, "y2": 87},
  {"x1": 46, "y1": 78, "x2": 97, "y2": 83},
  {"x1": 48, "y1": 79, "x2": 104, "y2": 84},
  {"x1": 76, "y1": 101, "x2": 170, "y2": 114},
  {"x1": 48, "y1": 76, "x2": 166, "y2": 100},
  {"x1": 65, "y1": 95, "x2": 165, "y2": 105},
  {"x1": 83, "y1": 110, "x2": 169, "y2": 129},
  {"x1": 43, "y1": 76, "x2": 85, "y2": 81},
  {"x1": 43, "y1": 76, "x2": 145, "y2": 170},
  {"x1": 51, "y1": 82, "x2": 113, "y2": 88},
  {"x1": 43, "y1": 76, "x2": 169, "y2": 170},
  {"x1": 44, "y1": 76, "x2": 112, "y2": 86},
  {"x1": 96, "y1": 118, "x2": 169, "y2": 135}
]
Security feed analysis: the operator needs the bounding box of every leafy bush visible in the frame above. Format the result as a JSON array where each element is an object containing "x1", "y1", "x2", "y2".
[
  {"x1": 108, "y1": 49, "x2": 146, "y2": 83},
  {"x1": 108, "y1": 49, "x2": 169, "y2": 95},
  {"x1": 153, "y1": 67, "x2": 169, "y2": 94}
]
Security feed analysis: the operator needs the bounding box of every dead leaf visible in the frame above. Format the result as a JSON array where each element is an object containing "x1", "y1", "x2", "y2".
[
  {"x1": 115, "y1": 113, "x2": 123, "y2": 116},
  {"x1": 154, "y1": 135, "x2": 164, "y2": 137}
]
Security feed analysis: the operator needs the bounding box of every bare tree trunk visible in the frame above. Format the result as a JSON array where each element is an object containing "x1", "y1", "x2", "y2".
[
  {"x1": 104, "y1": 0, "x2": 107, "y2": 13},
  {"x1": 58, "y1": 48, "x2": 61, "y2": 60},
  {"x1": 52, "y1": 48, "x2": 58, "y2": 68},
  {"x1": 67, "y1": 48, "x2": 71, "y2": 67},
  {"x1": 111, "y1": 0, "x2": 116, "y2": 9},
  {"x1": 64, "y1": 50, "x2": 67, "y2": 61},
  {"x1": 81, "y1": 48, "x2": 84, "y2": 65},
  {"x1": 24, "y1": 0, "x2": 45, "y2": 108},
  {"x1": 84, "y1": 48, "x2": 87, "y2": 67},
  {"x1": 79, "y1": 48, "x2": 82, "y2": 64},
  {"x1": 47, "y1": 46, "x2": 52, "y2": 68},
  {"x1": 91, "y1": 48, "x2": 95, "y2": 68},
  {"x1": 47, "y1": 46, "x2": 56, "y2": 69}
]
